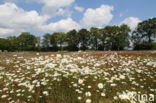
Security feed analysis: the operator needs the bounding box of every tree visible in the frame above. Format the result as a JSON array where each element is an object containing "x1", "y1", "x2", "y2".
[
  {"x1": 43, "y1": 33, "x2": 51, "y2": 51},
  {"x1": 118, "y1": 24, "x2": 131, "y2": 50},
  {"x1": 102, "y1": 25, "x2": 130, "y2": 50},
  {"x1": 56, "y1": 32, "x2": 66, "y2": 51},
  {"x1": 0, "y1": 38, "x2": 11, "y2": 51},
  {"x1": 137, "y1": 18, "x2": 156, "y2": 43},
  {"x1": 66, "y1": 30, "x2": 79, "y2": 51},
  {"x1": 98, "y1": 28, "x2": 108, "y2": 50},
  {"x1": 50, "y1": 33, "x2": 57, "y2": 51},
  {"x1": 36, "y1": 37, "x2": 41, "y2": 51},
  {"x1": 102, "y1": 26, "x2": 119, "y2": 50},
  {"x1": 0, "y1": 17, "x2": 155, "y2": 51},
  {"x1": 132, "y1": 18, "x2": 156, "y2": 50},
  {"x1": 17, "y1": 32, "x2": 37, "y2": 51},
  {"x1": 7, "y1": 36, "x2": 19, "y2": 51},
  {"x1": 77, "y1": 29, "x2": 90, "y2": 50},
  {"x1": 90, "y1": 28, "x2": 101, "y2": 50},
  {"x1": 50, "y1": 32, "x2": 66, "y2": 51}
]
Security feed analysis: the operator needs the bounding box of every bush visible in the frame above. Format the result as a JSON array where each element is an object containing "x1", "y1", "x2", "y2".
[{"x1": 134, "y1": 42, "x2": 156, "y2": 50}]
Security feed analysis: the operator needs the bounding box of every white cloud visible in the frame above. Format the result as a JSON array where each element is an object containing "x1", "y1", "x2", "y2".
[
  {"x1": 0, "y1": 3, "x2": 115, "y2": 36},
  {"x1": 74, "y1": 5, "x2": 84, "y2": 12},
  {"x1": 0, "y1": 28, "x2": 14, "y2": 35},
  {"x1": 40, "y1": 18, "x2": 80, "y2": 33},
  {"x1": 34, "y1": 0, "x2": 75, "y2": 17},
  {"x1": 120, "y1": 17, "x2": 141, "y2": 30},
  {"x1": 80, "y1": 5, "x2": 114, "y2": 27},
  {"x1": 2, "y1": 0, "x2": 75, "y2": 17},
  {"x1": 0, "y1": 2, "x2": 80, "y2": 36},
  {"x1": 0, "y1": 2, "x2": 49, "y2": 35},
  {"x1": 36, "y1": 0, "x2": 75, "y2": 7}
]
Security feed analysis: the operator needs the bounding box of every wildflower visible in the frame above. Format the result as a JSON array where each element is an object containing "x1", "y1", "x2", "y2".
[
  {"x1": 101, "y1": 93, "x2": 106, "y2": 97},
  {"x1": 114, "y1": 96, "x2": 118, "y2": 100},
  {"x1": 17, "y1": 93, "x2": 21, "y2": 96},
  {"x1": 36, "y1": 53, "x2": 40, "y2": 55},
  {"x1": 88, "y1": 85, "x2": 92, "y2": 88},
  {"x1": 3, "y1": 88, "x2": 8, "y2": 91},
  {"x1": 98, "y1": 83, "x2": 104, "y2": 89},
  {"x1": 73, "y1": 83, "x2": 78, "y2": 87},
  {"x1": 56, "y1": 54, "x2": 62, "y2": 58},
  {"x1": 85, "y1": 92, "x2": 92, "y2": 97},
  {"x1": 78, "y1": 79, "x2": 84, "y2": 84},
  {"x1": 86, "y1": 99, "x2": 92, "y2": 103},
  {"x1": 1, "y1": 95, "x2": 7, "y2": 99},
  {"x1": 111, "y1": 83, "x2": 117, "y2": 87},
  {"x1": 119, "y1": 75, "x2": 125, "y2": 79},
  {"x1": 28, "y1": 96, "x2": 32, "y2": 98},
  {"x1": 43, "y1": 91, "x2": 49, "y2": 96},
  {"x1": 77, "y1": 96, "x2": 82, "y2": 100}
]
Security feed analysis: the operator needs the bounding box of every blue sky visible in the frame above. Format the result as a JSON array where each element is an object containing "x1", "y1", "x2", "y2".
[{"x1": 0, "y1": 0, "x2": 155, "y2": 37}]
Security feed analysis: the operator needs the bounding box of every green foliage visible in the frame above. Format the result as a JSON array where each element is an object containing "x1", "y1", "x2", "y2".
[
  {"x1": 77, "y1": 29, "x2": 90, "y2": 50},
  {"x1": 0, "y1": 18, "x2": 156, "y2": 51},
  {"x1": 50, "y1": 32, "x2": 66, "y2": 51},
  {"x1": 90, "y1": 27, "x2": 101, "y2": 50},
  {"x1": 100, "y1": 25, "x2": 130, "y2": 50},
  {"x1": 17, "y1": 32, "x2": 37, "y2": 51},
  {"x1": 7, "y1": 36, "x2": 18, "y2": 51},
  {"x1": 0, "y1": 38, "x2": 11, "y2": 51},
  {"x1": 118, "y1": 24, "x2": 131, "y2": 50},
  {"x1": 43, "y1": 33, "x2": 51, "y2": 48},
  {"x1": 66, "y1": 29, "x2": 79, "y2": 51},
  {"x1": 132, "y1": 18, "x2": 156, "y2": 50},
  {"x1": 134, "y1": 42, "x2": 156, "y2": 50}
]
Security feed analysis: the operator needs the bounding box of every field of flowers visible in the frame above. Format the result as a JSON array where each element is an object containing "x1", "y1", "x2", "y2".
[{"x1": 0, "y1": 51, "x2": 156, "y2": 103}]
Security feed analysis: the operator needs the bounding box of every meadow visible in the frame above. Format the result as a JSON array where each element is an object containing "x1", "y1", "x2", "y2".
[{"x1": 0, "y1": 51, "x2": 156, "y2": 103}]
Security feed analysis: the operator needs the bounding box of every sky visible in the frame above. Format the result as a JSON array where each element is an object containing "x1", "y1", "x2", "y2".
[{"x1": 0, "y1": 0, "x2": 155, "y2": 37}]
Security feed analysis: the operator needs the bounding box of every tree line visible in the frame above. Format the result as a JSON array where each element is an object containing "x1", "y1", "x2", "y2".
[{"x1": 0, "y1": 18, "x2": 156, "y2": 52}]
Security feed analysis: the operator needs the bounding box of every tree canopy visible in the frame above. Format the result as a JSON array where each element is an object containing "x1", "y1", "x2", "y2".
[
  {"x1": 0, "y1": 18, "x2": 156, "y2": 52},
  {"x1": 132, "y1": 18, "x2": 156, "y2": 50}
]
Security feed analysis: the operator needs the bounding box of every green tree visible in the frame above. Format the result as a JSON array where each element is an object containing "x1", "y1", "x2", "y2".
[
  {"x1": 7, "y1": 36, "x2": 19, "y2": 51},
  {"x1": 102, "y1": 26, "x2": 119, "y2": 50},
  {"x1": 66, "y1": 30, "x2": 79, "y2": 51},
  {"x1": 43, "y1": 33, "x2": 51, "y2": 51},
  {"x1": 99, "y1": 28, "x2": 108, "y2": 50},
  {"x1": 0, "y1": 38, "x2": 11, "y2": 51},
  {"x1": 50, "y1": 33, "x2": 57, "y2": 51},
  {"x1": 50, "y1": 32, "x2": 66, "y2": 51},
  {"x1": 77, "y1": 29, "x2": 90, "y2": 50},
  {"x1": 17, "y1": 32, "x2": 37, "y2": 51},
  {"x1": 102, "y1": 25, "x2": 130, "y2": 50},
  {"x1": 90, "y1": 27, "x2": 101, "y2": 50},
  {"x1": 132, "y1": 18, "x2": 156, "y2": 50},
  {"x1": 118, "y1": 24, "x2": 131, "y2": 50},
  {"x1": 36, "y1": 37, "x2": 41, "y2": 51},
  {"x1": 137, "y1": 18, "x2": 156, "y2": 43}
]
